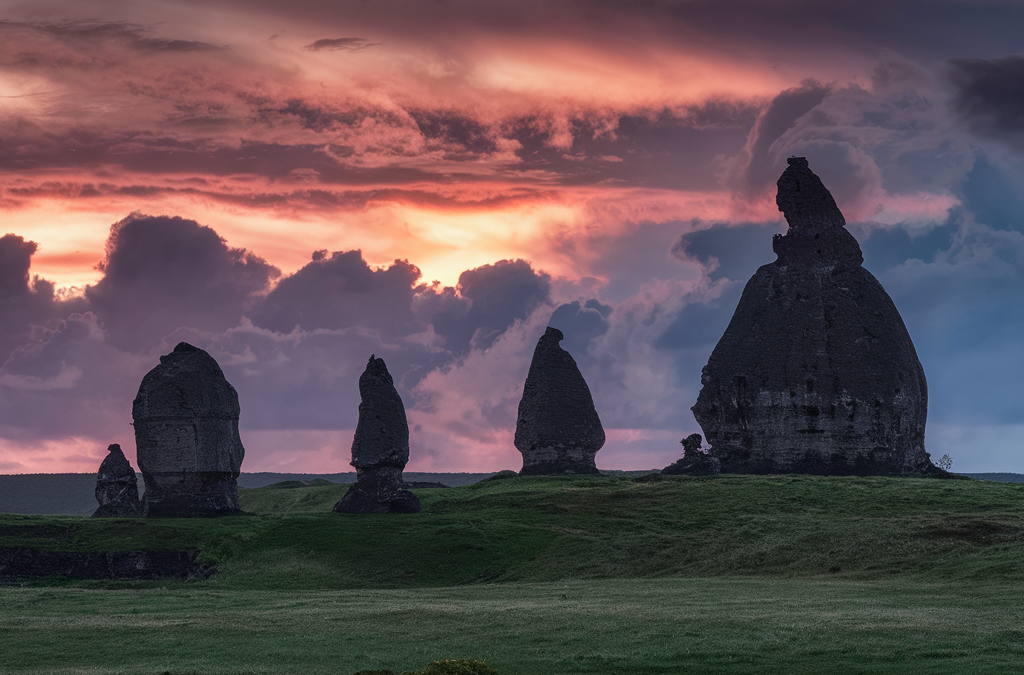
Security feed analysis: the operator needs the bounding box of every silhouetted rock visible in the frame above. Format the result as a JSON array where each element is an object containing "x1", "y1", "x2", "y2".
[
  {"x1": 515, "y1": 327, "x2": 605, "y2": 475},
  {"x1": 692, "y1": 158, "x2": 934, "y2": 475},
  {"x1": 334, "y1": 356, "x2": 420, "y2": 514},
  {"x1": 92, "y1": 444, "x2": 142, "y2": 517},
  {"x1": 133, "y1": 342, "x2": 245, "y2": 517},
  {"x1": 662, "y1": 434, "x2": 720, "y2": 476}
]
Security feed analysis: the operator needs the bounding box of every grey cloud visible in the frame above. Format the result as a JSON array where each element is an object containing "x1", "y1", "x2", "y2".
[
  {"x1": 85, "y1": 214, "x2": 280, "y2": 351},
  {"x1": 249, "y1": 251, "x2": 424, "y2": 337},
  {"x1": 743, "y1": 81, "x2": 831, "y2": 192},
  {"x1": 950, "y1": 55, "x2": 1024, "y2": 140},
  {"x1": 0, "y1": 312, "x2": 146, "y2": 442},
  {"x1": 0, "y1": 234, "x2": 85, "y2": 363},
  {"x1": 427, "y1": 259, "x2": 551, "y2": 354},
  {"x1": 303, "y1": 37, "x2": 380, "y2": 52},
  {"x1": 548, "y1": 299, "x2": 612, "y2": 356}
]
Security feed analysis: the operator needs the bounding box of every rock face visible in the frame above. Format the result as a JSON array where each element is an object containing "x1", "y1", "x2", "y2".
[
  {"x1": 334, "y1": 356, "x2": 420, "y2": 514},
  {"x1": 691, "y1": 157, "x2": 934, "y2": 475},
  {"x1": 133, "y1": 342, "x2": 245, "y2": 517},
  {"x1": 92, "y1": 444, "x2": 142, "y2": 517},
  {"x1": 662, "y1": 434, "x2": 720, "y2": 476},
  {"x1": 515, "y1": 327, "x2": 605, "y2": 475}
]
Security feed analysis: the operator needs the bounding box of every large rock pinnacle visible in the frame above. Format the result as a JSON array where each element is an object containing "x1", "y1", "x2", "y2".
[
  {"x1": 691, "y1": 158, "x2": 935, "y2": 475},
  {"x1": 334, "y1": 355, "x2": 420, "y2": 514},
  {"x1": 92, "y1": 444, "x2": 142, "y2": 517},
  {"x1": 133, "y1": 342, "x2": 245, "y2": 516},
  {"x1": 515, "y1": 326, "x2": 605, "y2": 475}
]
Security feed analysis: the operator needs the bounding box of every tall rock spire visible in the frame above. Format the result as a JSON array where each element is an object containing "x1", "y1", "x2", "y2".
[
  {"x1": 691, "y1": 158, "x2": 935, "y2": 475},
  {"x1": 515, "y1": 327, "x2": 605, "y2": 475},
  {"x1": 334, "y1": 355, "x2": 420, "y2": 513}
]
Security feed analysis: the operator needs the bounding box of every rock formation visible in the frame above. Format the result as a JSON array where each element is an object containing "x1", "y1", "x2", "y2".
[
  {"x1": 92, "y1": 444, "x2": 142, "y2": 517},
  {"x1": 662, "y1": 434, "x2": 720, "y2": 476},
  {"x1": 133, "y1": 342, "x2": 245, "y2": 517},
  {"x1": 515, "y1": 327, "x2": 605, "y2": 475},
  {"x1": 334, "y1": 356, "x2": 420, "y2": 514},
  {"x1": 692, "y1": 157, "x2": 935, "y2": 475}
]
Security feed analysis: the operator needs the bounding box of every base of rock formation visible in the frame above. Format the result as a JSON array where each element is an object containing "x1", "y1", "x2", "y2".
[
  {"x1": 142, "y1": 472, "x2": 243, "y2": 517},
  {"x1": 333, "y1": 468, "x2": 421, "y2": 514},
  {"x1": 93, "y1": 499, "x2": 142, "y2": 518},
  {"x1": 662, "y1": 434, "x2": 721, "y2": 476},
  {"x1": 519, "y1": 447, "x2": 602, "y2": 475}
]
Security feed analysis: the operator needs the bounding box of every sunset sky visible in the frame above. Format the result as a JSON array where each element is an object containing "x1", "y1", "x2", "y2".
[{"x1": 1, "y1": 0, "x2": 1023, "y2": 475}]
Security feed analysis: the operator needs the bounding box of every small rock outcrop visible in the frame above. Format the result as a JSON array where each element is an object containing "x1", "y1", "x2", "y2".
[
  {"x1": 662, "y1": 434, "x2": 720, "y2": 476},
  {"x1": 133, "y1": 342, "x2": 245, "y2": 517},
  {"x1": 691, "y1": 157, "x2": 934, "y2": 475},
  {"x1": 515, "y1": 327, "x2": 605, "y2": 475},
  {"x1": 92, "y1": 444, "x2": 142, "y2": 517},
  {"x1": 334, "y1": 356, "x2": 420, "y2": 514}
]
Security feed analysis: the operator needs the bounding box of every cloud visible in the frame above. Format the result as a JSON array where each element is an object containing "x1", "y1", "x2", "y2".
[
  {"x1": 303, "y1": 37, "x2": 381, "y2": 52},
  {"x1": 426, "y1": 259, "x2": 551, "y2": 354},
  {"x1": 0, "y1": 233, "x2": 85, "y2": 363},
  {"x1": 249, "y1": 250, "x2": 423, "y2": 336},
  {"x1": 85, "y1": 214, "x2": 280, "y2": 351},
  {"x1": 949, "y1": 55, "x2": 1024, "y2": 140}
]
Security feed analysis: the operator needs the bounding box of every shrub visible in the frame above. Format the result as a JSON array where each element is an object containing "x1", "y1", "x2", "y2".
[{"x1": 352, "y1": 660, "x2": 497, "y2": 675}]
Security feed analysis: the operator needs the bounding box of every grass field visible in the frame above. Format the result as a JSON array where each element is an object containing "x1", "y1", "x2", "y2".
[{"x1": 3, "y1": 474, "x2": 1024, "y2": 673}]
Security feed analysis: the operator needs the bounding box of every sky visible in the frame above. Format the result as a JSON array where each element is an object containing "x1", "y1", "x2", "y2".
[{"x1": 1, "y1": 0, "x2": 1023, "y2": 475}]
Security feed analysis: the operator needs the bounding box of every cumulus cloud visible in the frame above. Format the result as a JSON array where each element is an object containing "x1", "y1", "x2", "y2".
[
  {"x1": 85, "y1": 214, "x2": 279, "y2": 350},
  {"x1": 250, "y1": 251, "x2": 423, "y2": 336},
  {"x1": 0, "y1": 234, "x2": 85, "y2": 363},
  {"x1": 427, "y1": 259, "x2": 552, "y2": 353}
]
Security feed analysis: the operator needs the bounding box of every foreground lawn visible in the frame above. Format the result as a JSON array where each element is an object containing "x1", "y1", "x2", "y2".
[{"x1": 2, "y1": 577, "x2": 1023, "y2": 674}]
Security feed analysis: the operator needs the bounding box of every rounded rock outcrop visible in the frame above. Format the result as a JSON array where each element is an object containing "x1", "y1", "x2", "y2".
[
  {"x1": 515, "y1": 327, "x2": 605, "y2": 475},
  {"x1": 133, "y1": 342, "x2": 245, "y2": 516},
  {"x1": 691, "y1": 158, "x2": 934, "y2": 476}
]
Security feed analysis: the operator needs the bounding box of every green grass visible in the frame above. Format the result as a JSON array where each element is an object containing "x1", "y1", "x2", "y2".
[{"x1": 4, "y1": 475, "x2": 1024, "y2": 673}]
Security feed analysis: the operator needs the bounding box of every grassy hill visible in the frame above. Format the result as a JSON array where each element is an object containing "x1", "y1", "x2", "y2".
[
  {"x1": 6, "y1": 474, "x2": 1024, "y2": 674},
  {"x1": 3, "y1": 473, "x2": 1024, "y2": 588}
]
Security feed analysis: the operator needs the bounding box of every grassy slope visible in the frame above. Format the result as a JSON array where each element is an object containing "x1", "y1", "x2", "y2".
[
  {"x1": 5, "y1": 475, "x2": 1024, "y2": 674},
  {"x1": 2, "y1": 474, "x2": 1024, "y2": 587}
]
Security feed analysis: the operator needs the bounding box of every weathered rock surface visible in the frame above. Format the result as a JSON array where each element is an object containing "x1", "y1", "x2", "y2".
[
  {"x1": 133, "y1": 342, "x2": 245, "y2": 517},
  {"x1": 515, "y1": 327, "x2": 605, "y2": 475},
  {"x1": 692, "y1": 157, "x2": 935, "y2": 476},
  {"x1": 334, "y1": 356, "x2": 420, "y2": 514},
  {"x1": 662, "y1": 434, "x2": 720, "y2": 476},
  {"x1": 92, "y1": 444, "x2": 141, "y2": 517}
]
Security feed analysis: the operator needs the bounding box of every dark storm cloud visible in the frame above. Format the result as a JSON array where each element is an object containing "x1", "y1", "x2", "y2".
[
  {"x1": 85, "y1": 214, "x2": 280, "y2": 351},
  {"x1": 409, "y1": 110, "x2": 500, "y2": 157},
  {"x1": 510, "y1": 104, "x2": 757, "y2": 190},
  {"x1": 0, "y1": 20, "x2": 221, "y2": 63},
  {"x1": 249, "y1": 251, "x2": 424, "y2": 336},
  {"x1": 303, "y1": 37, "x2": 380, "y2": 52},
  {"x1": 0, "y1": 234, "x2": 37, "y2": 297},
  {"x1": 428, "y1": 259, "x2": 551, "y2": 354},
  {"x1": 744, "y1": 82, "x2": 831, "y2": 192},
  {"x1": 671, "y1": 222, "x2": 780, "y2": 282},
  {"x1": 548, "y1": 299, "x2": 612, "y2": 356},
  {"x1": 949, "y1": 55, "x2": 1024, "y2": 140}
]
